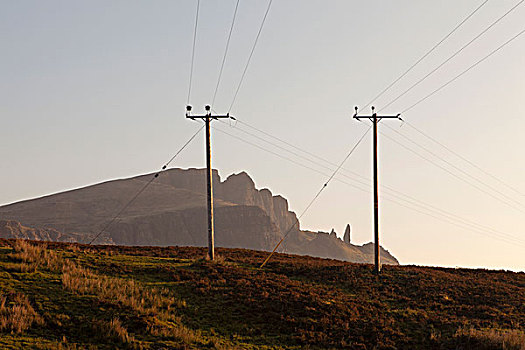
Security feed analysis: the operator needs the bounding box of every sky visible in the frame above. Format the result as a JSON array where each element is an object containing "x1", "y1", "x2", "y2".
[{"x1": 1, "y1": 0, "x2": 524, "y2": 271}]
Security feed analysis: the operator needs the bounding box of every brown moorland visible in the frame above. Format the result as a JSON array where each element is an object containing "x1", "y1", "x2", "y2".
[{"x1": 0, "y1": 239, "x2": 523, "y2": 349}]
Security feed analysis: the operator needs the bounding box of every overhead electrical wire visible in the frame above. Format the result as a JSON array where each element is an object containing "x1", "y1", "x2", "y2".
[
  {"x1": 379, "y1": 193, "x2": 525, "y2": 248},
  {"x1": 216, "y1": 119, "x2": 377, "y2": 192},
  {"x1": 187, "y1": 0, "x2": 201, "y2": 104},
  {"x1": 217, "y1": 118, "x2": 525, "y2": 244},
  {"x1": 288, "y1": 181, "x2": 525, "y2": 253},
  {"x1": 259, "y1": 126, "x2": 371, "y2": 268},
  {"x1": 213, "y1": 121, "x2": 525, "y2": 251},
  {"x1": 383, "y1": 124, "x2": 523, "y2": 207},
  {"x1": 379, "y1": 0, "x2": 524, "y2": 112},
  {"x1": 228, "y1": 0, "x2": 273, "y2": 112},
  {"x1": 212, "y1": 125, "x2": 362, "y2": 188},
  {"x1": 375, "y1": 179, "x2": 525, "y2": 246},
  {"x1": 363, "y1": 10, "x2": 525, "y2": 203},
  {"x1": 184, "y1": 3, "x2": 525, "y2": 257},
  {"x1": 362, "y1": 0, "x2": 489, "y2": 111},
  {"x1": 89, "y1": 126, "x2": 204, "y2": 245},
  {"x1": 225, "y1": 118, "x2": 375, "y2": 186},
  {"x1": 235, "y1": 118, "x2": 366, "y2": 176},
  {"x1": 217, "y1": 119, "x2": 357, "y2": 176},
  {"x1": 405, "y1": 121, "x2": 525, "y2": 197},
  {"x1": 213, "y1": 2, "x2": 522, "y2": 216},
  {"x1": 211, "y1": 0, "x2": 241, "y2": 107},
  {"x1": 401, "y1": 26, "x2": 525, "y2": 114},
  {"x1": 380, "y1": 130, "x2": 525, "y2": 214}
]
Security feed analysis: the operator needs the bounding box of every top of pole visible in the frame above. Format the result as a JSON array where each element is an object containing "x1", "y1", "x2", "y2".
[
  {"x1": 186, "y1": 105, "x2": 232, "y2": 120},
  {"x1": 353, "y1": 106, "x2": 401, "y2": 121}
]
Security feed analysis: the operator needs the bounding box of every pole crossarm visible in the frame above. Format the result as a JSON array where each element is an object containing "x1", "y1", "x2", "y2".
[
  {"x1": 354, "y1": 113, "x2": 401, "y2": 121},
  {"x1": 186, "y1": 104, "x2": 232, "y2": 121},
  {"x1": 186, "y1": 114, "x2": 231, "y2": 120}
]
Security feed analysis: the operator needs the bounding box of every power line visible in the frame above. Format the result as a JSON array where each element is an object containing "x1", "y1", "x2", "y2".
[
  {"x1": 260, "y1": 126, "x2": 371, "y2": 268},
  {"x1": 379, "y1": 183, "x2": 525, "y2": 245},
  {"x1": 405, "y1": 121, "x2": 525, "y2": 197},
  {"x1": 187, "y1": 0, "x2": 201, "y2": 104},
  {"x1": 380, "y1": 191, "x2": 525, "y2": 248},
  {"x1": 213, "y1": 125, "x2": 342, "y2": 180},
  {"x1": 289, "y1": 178, "x2": 525, "y2": 254},
  {"x1": 213, "y1": 125, "x2": 376, "y2": 201},
  {"x1": 383, "y1": 124, "x2": 523, "y2": 207},
  {"x1": 380, "y1": 0, "x2": 524, "y2": 112},
  {"x1": 219, "y1": 117, "x2": 525, "y2": 244},
  {"x1": 217, "y1": 119, "x2": 352, "y2": 176},
  {"x1": 236, "y1": 118, "x2": 361, "y2": 172},
  {"x1": 226, "y1": 118, "x2": 377, "y2": 188},
  {"x1": 214, "y1": 122, "x2": 525, "y2": 248},
  {"x1": 217, "y1": 123, "x2": 525, "y2": 254},
  {"x1": 380, "y1": 130, "x2": 525, "y2": 214},
  {"x1": 215, "y1": 121, "x2": 382, "y2": 194},
  {"x1": 89, "y1": 126, "x2": 204, "y2": 245},
  {"x1": 211, "y1": 0, "x2": 241, "y2": 107},
  {"x1": 362, "y1": 0, "x2": 489, "y2": 111},
  {"x1": 208, "y1": 1, "x2": 525, "y2": 247},
  {"x1": 228, "y1": 0, "x2": 273, "y2": 112},
  {"x1": 216, "y1": 120, "x2": 375, "y2": 193},
  {"x1": 401, "y1": 26, "x2": 525, "y2": 114}
]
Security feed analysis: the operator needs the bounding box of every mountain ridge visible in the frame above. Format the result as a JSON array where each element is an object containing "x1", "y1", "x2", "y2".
[{"x1": 0, "y1": 168, "x2": 398, "y2": 265}]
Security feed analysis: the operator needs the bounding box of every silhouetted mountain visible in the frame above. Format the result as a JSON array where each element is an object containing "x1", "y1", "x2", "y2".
[{"x1": 0, "y1": 168, "x2": 398, "y2": 264}]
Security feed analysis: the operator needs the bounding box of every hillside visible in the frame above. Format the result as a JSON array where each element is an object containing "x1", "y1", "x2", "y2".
[
  {"x1": 0, "y1": 168, "x2": 398, "y2": 265},
  {"x1": 0, "y1": 239, "x2": 523, "y2": 349}
]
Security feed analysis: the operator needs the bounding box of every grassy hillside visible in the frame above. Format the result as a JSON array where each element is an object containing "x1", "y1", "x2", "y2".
[{"x1": 0, "y1": 239, "x2": 523, "y2": 349}]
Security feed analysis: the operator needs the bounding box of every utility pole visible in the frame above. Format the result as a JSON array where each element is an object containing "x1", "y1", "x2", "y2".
[
  {"x1": 186, "y1": 105, "x2": 231, "y2": 260},
  {"x1": 353, "y1": 106, "x2": 401, "y2": 274}
]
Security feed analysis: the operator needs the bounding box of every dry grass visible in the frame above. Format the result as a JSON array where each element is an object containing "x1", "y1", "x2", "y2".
[
  {"x1": 9, "y1": 239, "x2": 62, "y2": 270},
  {"x1": 61, "y1": 261, "x2": 182, "y2": 317},
  {"x1": 14, "y1": 262, "x2": 37, "y2": 273},
  {"x1": 50, "y1": 341, "x2": 98, "y2": 350},
  {"x1": 456, "y1": 327, "x2": 525, "y2": 350},
  {"x1": 8, "y1": 240, "x2": 200, "y2": 345},
  {"x1": 0, "y1": 292, "x2": 44, "y2": 333},
  {"x1": 91, "y1": 317, "x2": 136, "y2": 347},
  {"x1": 63, "y1": 261, "x2": 203, "y2": 346},
  {"x1": 10, "y1": 240, "x2": 183, "y2": 322},
  {"x1": 108, "y1": 318, "x2": 132, "y2": 344}
]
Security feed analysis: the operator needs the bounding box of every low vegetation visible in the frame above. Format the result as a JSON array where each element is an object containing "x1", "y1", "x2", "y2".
[
  {"x1": 0, "y1": 292, "x2": 44, "y2": 334},
  {"x1": 0, "y1": 239, "x2": 523, "y2": 349}
]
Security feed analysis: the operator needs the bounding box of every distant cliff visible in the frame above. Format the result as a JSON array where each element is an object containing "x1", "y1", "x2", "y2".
[
  {"x1": 142, "y1": 169, "x2": 298, "y2": 234},
  {"x1": 0, "y1": 168, "x2": 398, "y2": 265},
  {"x1": 0, "y1": 220, "x2": 87, "y2": 243}
]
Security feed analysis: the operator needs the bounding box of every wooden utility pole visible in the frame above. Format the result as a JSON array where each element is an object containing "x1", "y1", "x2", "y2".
[
  {"x1": 353, "y1": 106, "x2": 400, "y2": 274},
  {"x1": 186, "y1": 105, "x2": 231, "y2": 260}
]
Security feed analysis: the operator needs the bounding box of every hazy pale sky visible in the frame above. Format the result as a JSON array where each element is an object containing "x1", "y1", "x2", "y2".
[{"x1": 1, "y1": 1, "x2": 524, "y2": 271}]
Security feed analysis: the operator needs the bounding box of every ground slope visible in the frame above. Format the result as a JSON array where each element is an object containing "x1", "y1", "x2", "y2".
[{"x1": 0, "y1": 239, "x2": 523, "y2": 349}]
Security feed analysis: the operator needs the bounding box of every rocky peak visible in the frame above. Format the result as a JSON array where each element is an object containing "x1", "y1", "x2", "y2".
[
  {"x1": 223, "y1": 172, "x2": 255, "y2": 189},
  {"x1": 218, "y1": 172, "x2": 298, "y2": 233},
  {"x1": 344, "y1": 224, "x2": 351, "y2": 244},
  {"x1": 154, "y1": 168, "x2": 221, "y2": 196}
]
